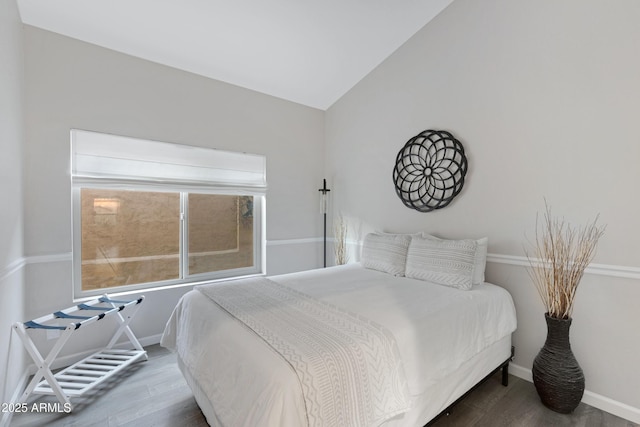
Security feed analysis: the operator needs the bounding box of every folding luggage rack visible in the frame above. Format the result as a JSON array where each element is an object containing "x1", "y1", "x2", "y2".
[{"x1": 11, "y1": 294, "x2": 147, "y2": 411}]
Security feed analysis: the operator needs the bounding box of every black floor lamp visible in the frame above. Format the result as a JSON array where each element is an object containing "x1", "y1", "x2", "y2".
[{"x1": 319, "y1": 179, "x2": 330, "y2": 268}]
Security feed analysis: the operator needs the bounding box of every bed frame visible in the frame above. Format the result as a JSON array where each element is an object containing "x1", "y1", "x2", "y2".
[{"x1": 425, "y1": 346, "x2": 515, "y2": 426}]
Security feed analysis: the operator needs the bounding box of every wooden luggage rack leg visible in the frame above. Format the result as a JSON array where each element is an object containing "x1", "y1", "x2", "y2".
[{"x1": 9, "y1": 294, "x2": 147, "y2": 416}]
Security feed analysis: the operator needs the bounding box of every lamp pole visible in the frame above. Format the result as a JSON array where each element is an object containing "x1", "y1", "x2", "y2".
[{"x1": 319, "y1": 179, "x2": 330, "y2": 267}]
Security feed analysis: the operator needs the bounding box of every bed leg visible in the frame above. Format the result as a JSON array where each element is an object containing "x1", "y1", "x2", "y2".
[
  {"x1": 502, "y1": 346, "x2": 515, "y2": 387},
  {"x1": 501, "y1": 363, "x2": 509, "y2": 386}
]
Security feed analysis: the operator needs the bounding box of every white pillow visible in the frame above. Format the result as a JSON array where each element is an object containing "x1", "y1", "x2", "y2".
[
  {"x1": 406, "y1": 236, "x2": 477, "y2": 290},
  {"x1": 361, "y1": 233, "x2": 411, "y2": 276},
  {"x1": 422, "y1": 233, "x2": 488, "y2": 285}
]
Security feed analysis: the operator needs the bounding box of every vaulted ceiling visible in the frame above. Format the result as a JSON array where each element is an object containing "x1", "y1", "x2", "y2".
[{"x1": 17, "y1": 0, "x2": 454, "y2": 110}]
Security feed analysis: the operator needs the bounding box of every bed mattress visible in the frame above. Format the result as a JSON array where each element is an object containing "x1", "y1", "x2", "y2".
[{"x1": 161, "y1": 263, "x2": 517, "y2": 426}]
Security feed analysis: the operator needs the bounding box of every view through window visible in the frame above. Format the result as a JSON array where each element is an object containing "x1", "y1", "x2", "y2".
[
  {"x1": 188, "y1": 193, "x2": 254, "y2": 275},
  {"x1": 79, "y1": 189, "x2": 256, "y2": 292}
]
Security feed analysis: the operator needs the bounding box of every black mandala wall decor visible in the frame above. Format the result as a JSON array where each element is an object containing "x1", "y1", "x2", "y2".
[{"x1": 393, "y1": 129, "x2": 468, "y2": 212}]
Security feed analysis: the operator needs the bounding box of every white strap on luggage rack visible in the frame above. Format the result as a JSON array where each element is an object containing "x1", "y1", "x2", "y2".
[{"x1": 11, "y1": 294, "x2": 147, "y2": 412}]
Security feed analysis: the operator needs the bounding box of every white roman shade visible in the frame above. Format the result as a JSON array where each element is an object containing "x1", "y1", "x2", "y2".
[{"x1": 71, "y1": 129, "x2": 266, "y2": 193}]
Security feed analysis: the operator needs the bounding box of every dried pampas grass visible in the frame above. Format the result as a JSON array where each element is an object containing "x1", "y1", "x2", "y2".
[
  {"x1": 526, "y1": 203, "x2": 605, "y2": 320},
  {"x1": 334, "y1": 215, "x2": 349, "y2": 265}
]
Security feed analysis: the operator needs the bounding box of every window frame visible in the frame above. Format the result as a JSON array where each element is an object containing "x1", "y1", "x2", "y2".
[
  {"x1": 72, "y1": 186, "x2": 265, "y2": 299},
  {"x1": 70, "y1": 130, "x2": 266, "y2": 299}
]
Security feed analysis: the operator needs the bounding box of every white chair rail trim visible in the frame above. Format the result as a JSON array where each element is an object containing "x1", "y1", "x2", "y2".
[
  {"x1": 486, "y1": 253, "x2": 640, "y2": 280},
  {"x1": 0, "y1": 257, "x2": 26, "y2": 283},
  {"x1": 8, "y1": 246, "x2": 640, "y2": 282}
]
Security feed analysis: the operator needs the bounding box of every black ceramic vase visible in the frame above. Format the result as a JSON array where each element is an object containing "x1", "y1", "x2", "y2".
[{"x1": 532, "y1": 313, "x2": 585, "y2": 413}]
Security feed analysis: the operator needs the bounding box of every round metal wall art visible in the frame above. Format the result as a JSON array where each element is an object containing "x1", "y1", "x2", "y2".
[{"x1": 392, "y1": 129, "x2": 468, "y2": 212}]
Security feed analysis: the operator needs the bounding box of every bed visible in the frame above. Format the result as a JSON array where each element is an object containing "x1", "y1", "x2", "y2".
[{"x1": 161, "y1": 233, "x2": 517, "y2": 426}]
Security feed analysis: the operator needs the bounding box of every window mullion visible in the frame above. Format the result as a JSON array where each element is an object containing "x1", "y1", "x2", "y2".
[{"x1": 180, "y1": 192, "x2": 188, "y2": 279}]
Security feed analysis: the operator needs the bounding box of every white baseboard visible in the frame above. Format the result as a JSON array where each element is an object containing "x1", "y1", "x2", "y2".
[
  {"x1": 3, "y1": 333, "x2": 163, "y2": 427},
  {"x1": 7, "y1": 338, "x2": 639, "y2": 425},
  {"x1": 508, "y1": 362, "x2": 533, "y2": 382},
  {"x1": 138, "y1": 332, "x2": 163, "y2": 347},
  {"x1": 581, "y1": 390, "x2": 640, "y2": 425},
  {"x1": 509, "y1": 363, "x2": 640, "y2": 424}
]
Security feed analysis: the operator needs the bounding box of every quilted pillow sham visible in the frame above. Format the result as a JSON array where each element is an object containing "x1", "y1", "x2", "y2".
[
  {"x1": 361, "y1": 233, "x2": 411, "y2": 276},
  {"x1": 406, "y1": 236, "x2": 477, "y2": 290},
  {"x1": 422, "y1": 233, "x2": 488, "y2": 285}
]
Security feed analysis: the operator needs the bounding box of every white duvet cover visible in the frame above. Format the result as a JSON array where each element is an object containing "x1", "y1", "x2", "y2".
[{"x1": 161, "y1": 263, "x2": 517, "y2": 427}]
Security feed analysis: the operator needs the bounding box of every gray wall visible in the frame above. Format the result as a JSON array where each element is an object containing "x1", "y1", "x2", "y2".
[
  {"x1": 0, "y1": 0, "x2": 26, "y2": 407},
  {"x1": 325, "y1": 0, "x2": 640, "y2": 420},
  {"x1": 19, "y1": 26, "x2": 325, "y2": 363},
  {"x1": 5, "y1": 0, "x2": 640, "y2": 422}
]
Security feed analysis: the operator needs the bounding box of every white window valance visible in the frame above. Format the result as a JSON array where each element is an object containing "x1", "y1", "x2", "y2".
[{"x1": 71, "y1": 129, "x2": 266, "y2": 193}]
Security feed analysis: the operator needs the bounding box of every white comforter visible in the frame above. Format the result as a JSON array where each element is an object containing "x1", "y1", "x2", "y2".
[
  {"x1": 161, "y1": 264, "x2": 517, "y2": 426},
  {"x1": 197, "y1": 276, "x2": 410, "y2": 427}
]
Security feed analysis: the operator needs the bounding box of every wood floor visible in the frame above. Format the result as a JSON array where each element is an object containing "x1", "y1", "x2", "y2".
[{"x1": 9, "y1": 344, "x2": 638, "y2": 427}]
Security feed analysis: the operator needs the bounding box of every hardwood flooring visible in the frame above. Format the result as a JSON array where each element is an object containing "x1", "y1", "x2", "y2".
[{"x1": 9, "y1": 345, "x2": 638, "y2": 427}]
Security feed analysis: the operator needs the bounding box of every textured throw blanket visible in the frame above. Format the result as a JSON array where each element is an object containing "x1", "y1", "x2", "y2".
[{"x1": 197, "y1": 277, "x2": 410, "y2": 427}]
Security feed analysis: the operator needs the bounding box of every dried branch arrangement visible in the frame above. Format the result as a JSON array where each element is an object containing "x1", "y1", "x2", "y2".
[
  {"x1": 334, "y1": 214, "x2": 349, "y2": 265},
  {"x1": 526, "y1": 203, "x2": 605, "y2": 319}
]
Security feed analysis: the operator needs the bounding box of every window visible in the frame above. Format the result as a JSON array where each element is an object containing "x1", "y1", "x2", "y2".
[{"x1": 71, "y1": 130, "x2": 266, "y2": 298}]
